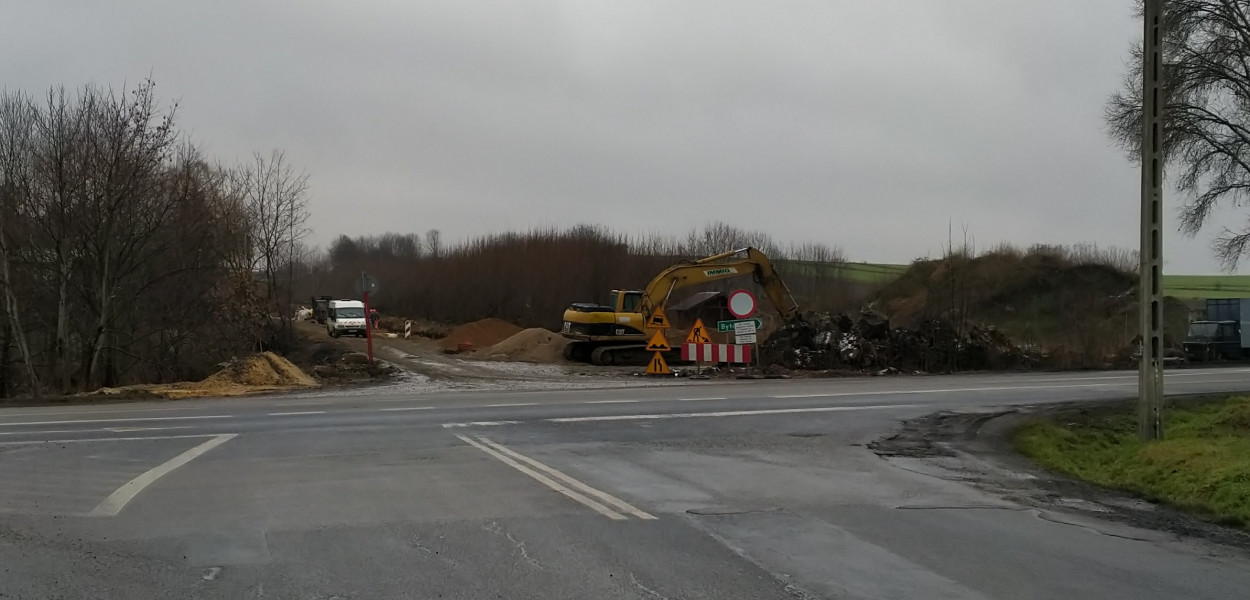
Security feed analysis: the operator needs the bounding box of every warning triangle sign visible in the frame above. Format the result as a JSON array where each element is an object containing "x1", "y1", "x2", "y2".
[
  {"x1": 645, "y1": 330, "x2": 672, "y2": 352},
  {"x1": 646, "y1": 308, "x2": 671, "y2": 329},
  {"x1": 685, "y1": 318, "x2": 712, "y2": 344},
  {"x1": 646, "y1": 351, "x2": 671, "y2": 375}
]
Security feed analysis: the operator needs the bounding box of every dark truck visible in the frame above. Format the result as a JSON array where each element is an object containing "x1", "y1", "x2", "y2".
[
  {"x1": 1183, "y1": 298, "x2": 1250, "y2": 361},
  {"x1": 310, "y1": 295, "x2": 332, "y2": 325}
]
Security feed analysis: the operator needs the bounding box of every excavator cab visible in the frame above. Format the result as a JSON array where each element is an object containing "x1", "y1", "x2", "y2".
[{"x1": 612, "y1": 290, "x2": 643, "y2": 313}]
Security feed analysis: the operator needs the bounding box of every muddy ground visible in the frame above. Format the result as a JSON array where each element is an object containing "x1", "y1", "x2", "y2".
[
  {"x1": 291, "y1": 319, "x2": 685, "y2": 393},
  {"x1": 869, "y1": 401, "x2": 1250, "y2": 552}
]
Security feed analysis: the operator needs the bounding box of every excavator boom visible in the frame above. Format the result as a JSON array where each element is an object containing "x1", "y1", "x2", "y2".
[
  {"x1": 561, "y1": 247, "x2": 802, "y2": 365},
  {"x1": 638, "y1": 247, "x2": 800, "y2": 324}
]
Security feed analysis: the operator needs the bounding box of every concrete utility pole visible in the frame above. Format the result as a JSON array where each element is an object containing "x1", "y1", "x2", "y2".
[{"x1": 1138, "y1": 0, "x2": 1165, "y2": 441}]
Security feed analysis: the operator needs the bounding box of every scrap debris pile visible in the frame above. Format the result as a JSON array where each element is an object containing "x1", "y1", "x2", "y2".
[{"x1": 761, "y1": 311, "x2": 1041, "y2": 373}]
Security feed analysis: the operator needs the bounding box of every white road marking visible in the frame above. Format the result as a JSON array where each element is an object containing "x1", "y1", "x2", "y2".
[
  {"x1": 104, "y1": 426, "x2": 192, "y2": 433},
  {"x1": 475, "y1": 436, "x2": 656, "y2": 520},
  {"x1": 484, "y1": 402, "x2": 538, "y2": 407},
  {"x1": 585, "y1": 399, "x2": 640, "y2": 404},
  {"x1": 0, "y1": 404, "x2": 225, "y2": 419},
  {"x1": 0, "y1": 415, "x2": 230, "y2": 427},
  {"x1": 547, "y1": 404, "x2": 920, "y2": 423},
  {"x1": 378, "y1": 406, "x2": 436, "y2": 412},
  {"x1": 267, "y1": 411, "x2": 326, "y2": 416},
  {"x1": 0, "y1": 429, "x2": 89, "y2": 436},
  {"x1": 0, "y1": 434, "x2": 221, "y2": 446},
  {"x1": 442, "y1": 421, "x2": 522, "y2": 428},
  {"x1": 772, "y1": 378, "x2": 1250, "y2": 399},
  {"x1": 88, "y1": 434, "x2": 237, "y2": 517},
  {"x1": 273, "y1": 400, "x2": 331, "y2": 407},
  {"x1": 454, "y1": 434, "x2": 626, "y2": 520},
  {"x1": 677, "y1": 397, "x2": 728, "y2": 402}
]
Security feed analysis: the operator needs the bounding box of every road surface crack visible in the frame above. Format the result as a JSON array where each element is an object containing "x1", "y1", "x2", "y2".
[
  {"x1": 483, "y1": 521, "x2": 543, "y2": 570},
  {"x1": 1033, "y1": 509, "x2": 1172, "y2": 543},
  {"x1": 894, "y1": 505, "x2": 1027, "y2": 511},
  {"x1": 629, "y1": 573, "x2": 671, "y2": 600},
  {"x1": 686, "y1": 506, "x2": 784, "y2": 516}
]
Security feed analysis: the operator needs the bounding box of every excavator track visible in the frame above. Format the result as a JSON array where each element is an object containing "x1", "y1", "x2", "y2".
[{"x1": 565, "y1": 341, "x2": 681, "y2": 366}]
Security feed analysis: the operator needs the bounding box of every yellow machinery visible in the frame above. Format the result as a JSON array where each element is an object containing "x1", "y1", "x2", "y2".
[{"x1": 561, "y1": 247, "x2": 802, "y2": 365}]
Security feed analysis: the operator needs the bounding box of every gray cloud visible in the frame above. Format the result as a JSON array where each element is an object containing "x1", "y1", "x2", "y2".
[{"x1": 3, "y1": 0, "x2": 1234, "y2": 272}]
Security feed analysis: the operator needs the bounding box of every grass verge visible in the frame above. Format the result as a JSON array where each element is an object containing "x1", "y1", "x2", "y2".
[{"x1": 1014, "y1": 396, "x2": 1250, "y2": 527}]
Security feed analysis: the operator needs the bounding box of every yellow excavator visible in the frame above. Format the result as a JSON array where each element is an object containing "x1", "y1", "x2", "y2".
[{"x1": 561, "y1": 247, "x2": 802, "y2": 365}]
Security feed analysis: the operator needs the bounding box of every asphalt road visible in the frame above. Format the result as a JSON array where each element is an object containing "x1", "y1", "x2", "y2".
[{"x1": 3, "y1": 368, "x2": 1250, "y2": 599}]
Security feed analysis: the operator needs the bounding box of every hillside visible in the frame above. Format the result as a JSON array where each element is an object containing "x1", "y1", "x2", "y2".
[{"x1": 870, "y1": 247, "x2": 1190, "y2": 366}]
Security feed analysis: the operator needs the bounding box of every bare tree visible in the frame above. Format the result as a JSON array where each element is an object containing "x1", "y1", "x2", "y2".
[
  {"x1": 28, "y1": 86, "x2": 89, "y2": 391},
  {"x1": 1107, "y1": 0, "x2": 1250, "y2": 267},
  {"x1": 0, "y1": 90, "x2": 40, "y2": 397},
  {"x1": 425, "y1": 228, "x2": 442, "y2": 259},
  {"x1": 75, "y1": 81, "x2": 180, "y2": 387},
  {"x1": 237, "y1": 150, "x2": 310, "y2": 347}
]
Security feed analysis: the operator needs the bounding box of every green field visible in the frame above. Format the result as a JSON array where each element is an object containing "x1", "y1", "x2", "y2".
[
  {"x1": 1162, "y1": 275, "x2": 1250, "y2": 299},
  {"x1": 829, "y1": 263, "x2": 1250, "y2": 298},
  {"x1": 835, "y1": 262, "x2": 910, "y2": 283}
]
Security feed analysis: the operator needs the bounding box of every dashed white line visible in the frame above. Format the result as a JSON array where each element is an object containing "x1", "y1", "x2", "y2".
[
  {"x1": 0, "y1": 434, "x2": 222, "y2": 446},
  {"x1": 0, "y1": 415, "x2": 231, "y2": 427},
  {"x1": 546, "y1": 404, "x2": 920, "y2": 423},
  {"x1": 585, "y1": 399, "x2": 640, "y2": 404},
  {"x1": 677, "y1": 397, "x2": 728, "y2": 402},
  {"x1": 442, "y1": 421, "x2": 522, "y2": 428},
  {"x1": 378, "y1": 406, "x2": 437, "y2": 412},
  {"x1": 88, "y1": 434, "x2": 237, "y2": 517},
  {"x1": 484, "y1": 402, "x2": 538, "y2": 408},
  {"x1": 0, "y1": 429, "x2": 90, "y2": 437},
  {"x1": 267, "y1": 411, "x2": 326, "y2": 416}
]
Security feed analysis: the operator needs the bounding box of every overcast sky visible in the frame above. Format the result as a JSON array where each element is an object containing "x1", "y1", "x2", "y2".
[{"x1": 5, "y1": 0, "x2": 1241, "y2": 273}]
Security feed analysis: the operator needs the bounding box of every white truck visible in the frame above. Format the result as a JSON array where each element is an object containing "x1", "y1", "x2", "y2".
[{"x1": 326, "y1": 300, "x2": 368, "y2": 338}]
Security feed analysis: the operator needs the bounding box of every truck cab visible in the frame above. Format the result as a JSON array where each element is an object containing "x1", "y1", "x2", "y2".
[
  {"x1": 326, "y1": 300, "x2": 368, "y2": 338},
  {"x1": 1183, "y1": 320, "x2": 1242, "y2": 361}
]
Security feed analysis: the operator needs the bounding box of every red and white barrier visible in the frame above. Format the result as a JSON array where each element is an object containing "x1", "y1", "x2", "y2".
[{"x1": 681, "y1": 343, "x2": 752, "y2": 364}]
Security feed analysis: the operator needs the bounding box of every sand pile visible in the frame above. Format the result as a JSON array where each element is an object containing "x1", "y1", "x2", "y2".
[
  {"x1": 441, "y1": 318, "x2": 523, "y2": 351},
  {"x1": 84, "y1": 352, "x2": 318, "y2": 399},
  {"x1": 201, "y1": 352, "x2": 317, "y2": 388},
  {"x1": 486, "y1": 328, "x2": 570, "y2": 363}
]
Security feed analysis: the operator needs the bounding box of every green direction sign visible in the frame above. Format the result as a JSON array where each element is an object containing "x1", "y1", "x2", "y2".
[{"x1": 716, "y1": 318, "x2": 764, "y2": 333}]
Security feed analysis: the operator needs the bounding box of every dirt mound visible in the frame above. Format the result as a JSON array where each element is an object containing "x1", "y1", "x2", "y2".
[
  {"x1": 441, "y1": 318, "x2": 523, "y2": 351},
  {"x1": 485, "y1": 328, "x2": 569, "y2": 363},
  {"x1": 202, "y1": 352, "x2": 317, "y2": 388},
  {"x1": 762, "y1": 310, "x2": 1040, "y2": 373}
]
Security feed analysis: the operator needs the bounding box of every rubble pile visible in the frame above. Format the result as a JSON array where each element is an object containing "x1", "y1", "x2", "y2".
[{"x1": 761, "y1": 311, "x2": 1040, "y2": 373}]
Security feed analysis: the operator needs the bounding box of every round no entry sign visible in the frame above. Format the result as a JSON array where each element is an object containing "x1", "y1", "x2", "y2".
[{"x1": 727, "y1": 289, "x2": 757, "y2": 318}]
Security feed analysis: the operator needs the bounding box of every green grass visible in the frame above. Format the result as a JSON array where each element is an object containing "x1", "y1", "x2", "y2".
[
  {"x1": 1162, "y1": 275, "x2": 1250, "y2": 299},
  {"x1": 1014, "y1": 396, "x2": 1250, "y2": 526}
]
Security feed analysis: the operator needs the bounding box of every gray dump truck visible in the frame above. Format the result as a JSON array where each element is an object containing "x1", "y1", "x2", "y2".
[{"x1": 1184, "y1": 298, "x2": 1250, "y2": 361}]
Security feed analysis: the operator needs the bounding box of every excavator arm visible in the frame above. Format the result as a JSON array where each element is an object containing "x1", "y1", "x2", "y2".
[{"x1": 638, "y1": 247, "x2": 801, "y2": 323}]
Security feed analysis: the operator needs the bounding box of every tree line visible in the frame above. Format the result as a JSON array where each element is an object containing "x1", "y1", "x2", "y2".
[
  {"x1": 312, "y1": 223, "x2": 852, "y2": 329},
  {"x1": 0, "y1": 81, "x2": 310, "y2": 398}
]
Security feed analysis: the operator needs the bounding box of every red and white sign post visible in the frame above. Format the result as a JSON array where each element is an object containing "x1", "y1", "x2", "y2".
[
  {"x1": 357, "y1": 272, "x2": 380, "y2": 363},
  {"x1": 727, "y1": 289, "x2": 759, "y2": 376}
]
